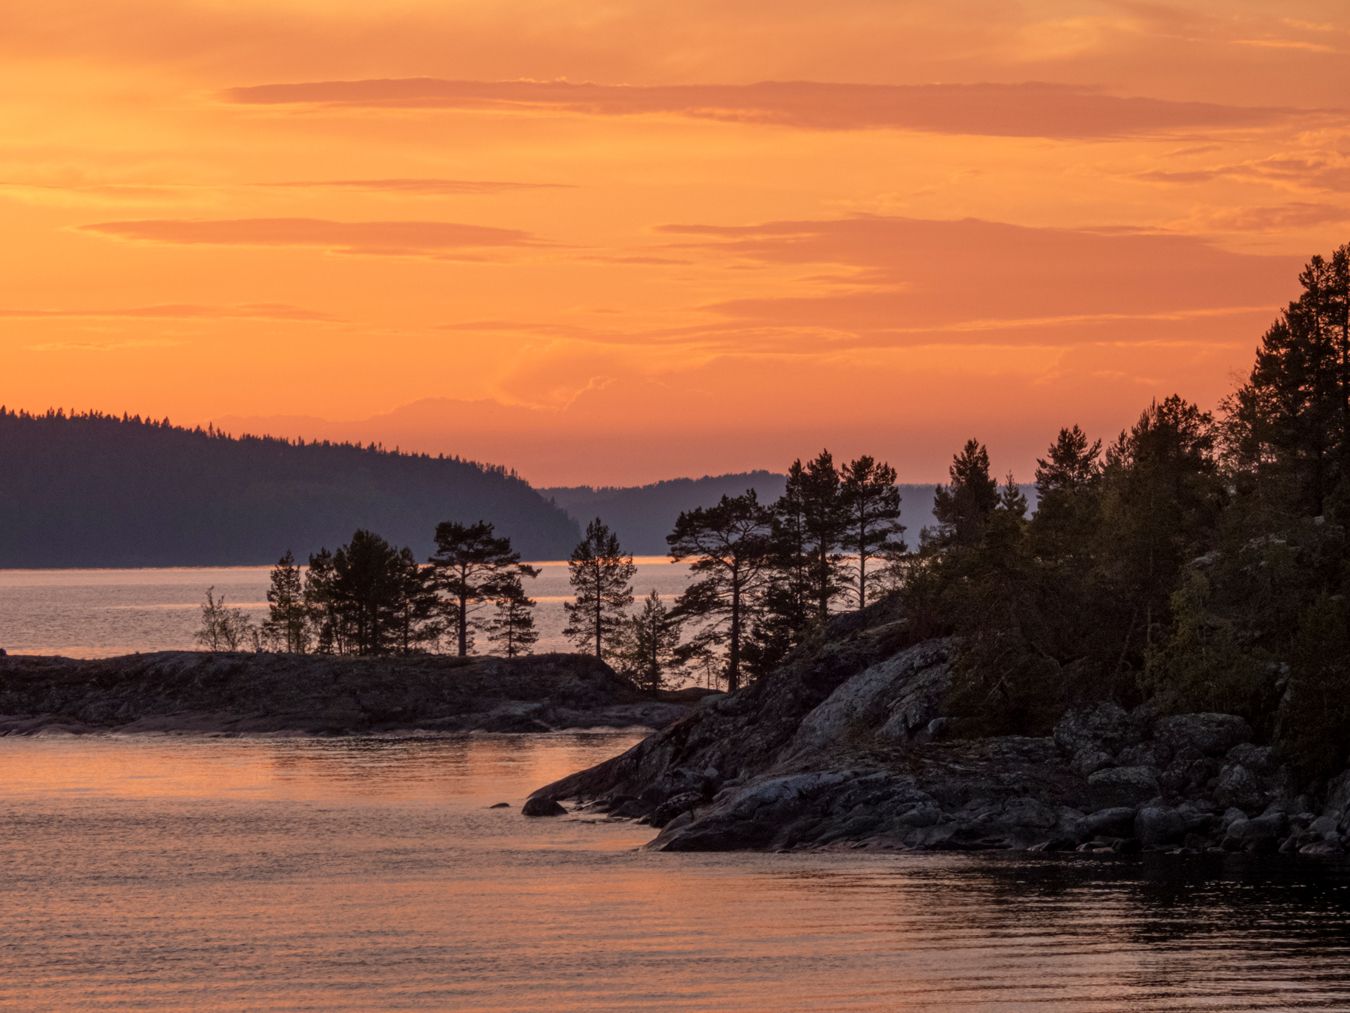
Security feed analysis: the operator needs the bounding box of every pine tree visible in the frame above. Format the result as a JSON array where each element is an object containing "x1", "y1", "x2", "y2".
[
  {"x1": 618, "y1": 590, "x2": 682, "y2": 692},
  {"x1": 392, "y1": 548, "x2": 439, "y2": 654},
  {"x1": 800, "y1": 450, "x2": 847, "y2": 622},
  {"x1": 1099, "y1": 396, "x2": 1223, "y2": 659},
  {"x1": 430, "y1": 520, "x2": 539, "y2": 657},
  {"x1": 263, "y1": 550, "x2": 309, "y2": 652},
  {"x1": 668, "y1": 491, "x2": 774, "y2": 692},
  {"x1": 931, "y1": 438, "x2": 999, "y2": 549},
  {"x1": 564, "y1": 518, "x2": 637, "y2": 660},
  {"x1": 1227, "y1": 244, "x2": 1350, "y2": 516},
  {"x1": 304, "y1": 531, "x2": 415, "y2": 656},
  {"x1": 486, "y1": 577, "x2": 539, "y2": 658},
  {"x1": 1032, "y1": 425, "x2": 1102, "y2": 563},
  {"x1": 304, "y1": 548, "x2": 343, "y2": 654},
  {"x1": 839, "y1": 454, "x2": 905, "y2": 612}
]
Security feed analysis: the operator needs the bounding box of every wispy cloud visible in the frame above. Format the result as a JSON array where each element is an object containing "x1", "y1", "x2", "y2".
[
  {"x1": 22, "y1": 337, "x2": 183, "y2": 352},
  {"x1": 655, "y1": 214, "x2": 1301, "y2": 346},
  {"x1": 224, "y1": 78, "x2": 1310, "y2": 139},
  {"x1": 259, "y1": 178, "x2": 570, "y2": 195},
  {"x1": 78, "y1": 217, "x2": 540, "y2": 256},
  {"x1": 0, "y1": 302, "x2": 336, "y2": 321}
]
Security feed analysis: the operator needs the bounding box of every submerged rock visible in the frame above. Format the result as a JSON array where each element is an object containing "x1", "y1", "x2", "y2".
[{"x1": 522, "y1": 796, "x2": 567, "y2": 817}]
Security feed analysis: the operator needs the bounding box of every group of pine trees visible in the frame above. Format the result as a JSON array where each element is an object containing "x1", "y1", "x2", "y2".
[
  {"x1": 908, "y1": 244, "x2": 1350, "y2": 781},
  {"x1": 210, "y1": 450, "x2": 906, "y2": 693}
]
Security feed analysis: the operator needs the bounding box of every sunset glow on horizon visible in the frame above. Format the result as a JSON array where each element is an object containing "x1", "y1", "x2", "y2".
[{"x1": 4, "y1": 1, "x2": 1349, "y2": 485}]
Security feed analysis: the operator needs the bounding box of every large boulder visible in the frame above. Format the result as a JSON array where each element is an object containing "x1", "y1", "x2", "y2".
[
  {"x1": 1135, "y1": 805, "x2": 1187, "y2": 847},
  {"x1": 1054, "y1": 702, "x2": 1141, "y2": 758},
  {"x1": 522, "y1": 795, "x2": 567, "y2": 817},
  {"x1": 1223, "y1": 812, "x2": 1287, "y2": 852},
  {"x1": 1215, "y1": 763, "x2": 1265, "y2": 811},
  {"x1": 1084, "y1": 806, "x2": 1136, "y2": 838},
  {"x1": 1087, "y1": 765, "x2": 1160, "y2": 806},
  {"x1": 1154, "y1": 713, "x2": 1252, "y2": 759},
  {"x1": 790, "y1": 641, "x2": 951, "y2": 755}
]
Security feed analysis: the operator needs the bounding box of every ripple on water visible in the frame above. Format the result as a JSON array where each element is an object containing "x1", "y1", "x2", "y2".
[{"x1": 0, "y1": 733, "x2": 1349, "y2": 1011}]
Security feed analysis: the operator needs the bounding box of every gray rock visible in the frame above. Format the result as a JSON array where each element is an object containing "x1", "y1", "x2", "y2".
[
  {"x1": 926, "y1": 717, "x2": 952, "y2": 740},
  {"x1": 522, "y1": 796, "x2": 567, "y2": 817},
  {"x1": 1308, "y1": 814, "x2": 1339, "y2": 838},
  {"x1": 1136, "y1": 806, "x2": 1188, "y2": 847},
  {"x1": 1054, "y1": 702, "x2": 1138, "y2": 757},
  {"x1": 1223, "y1": 813, "x2": 1286, "y2": 852},
  {"x1": 650, "y1": 791, "x2": 702, "y2": 828},
  {"x1": 892, "y1": 801, "x2": 942, "y2": 828},
  {"x1": 1154, "y1": 713, "x2": 1252, "y2": 759},
  {"x1": 1072, "y1": 748, "x2": 1114, "y2": 777},
  {"x1": 661, "y1": 810, "x2": 695, "y2": 834},
  {"x1": 1119, "y1": 742, "x2": 1166, "y2": 769},
  {"x1": 1084, "y1": 806, "x2": 1137, "y2": 838},
  {"x1": 1326, "y1": 771, "x2": 1350, "y2": 815},
  {"x1": 1299, "y1": 839, "x2": 1345, "y2": 858},
  {"x1": 488, "y1": 802, "x2": 511, "y2": 809},
  {"x1": 1227, "y1": 742, "x2": 1275, "y2": 774},
  {"x1": 1215, "y1": 763, "x2": 1265, "y2": 811},
  {"x1": 1088, "y1": 765, "x2": 1160, "y2": 806},
  {"x1": 793, "y1": 642, "x2": 952, "y2": 753}
]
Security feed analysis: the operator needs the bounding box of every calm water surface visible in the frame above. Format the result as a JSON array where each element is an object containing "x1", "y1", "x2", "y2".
[
  {"x1": 0, "y1": 560, "x2": 692, "y2": 659},
  {"x1": 1, "y1": 733, "x2": 1349, "y2": 1011}
]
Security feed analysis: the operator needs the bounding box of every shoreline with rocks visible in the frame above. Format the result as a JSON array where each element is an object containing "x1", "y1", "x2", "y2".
[
  {"x1": 528, "y1": 612, "x2": 1350, "y2": 860},
  {"x1": 0, "y1": 651, "x2": 691, "y2": 736}
]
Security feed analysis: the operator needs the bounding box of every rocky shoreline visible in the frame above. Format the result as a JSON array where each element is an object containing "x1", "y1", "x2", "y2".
[
  {"x1": 530, "y1": 609, "x2": 1350, "y2": 859},
  {"x1": 0, "y1": 651, "x2": 690, "y2": 735}
]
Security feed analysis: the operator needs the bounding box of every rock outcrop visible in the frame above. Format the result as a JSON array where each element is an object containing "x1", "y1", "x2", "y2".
[
  {"x1": 529, "y1": 603, "x2": 1350, "y2": 858},
  {"x1": 0, "y1": 651, "x2": 689, "y2": 734}
]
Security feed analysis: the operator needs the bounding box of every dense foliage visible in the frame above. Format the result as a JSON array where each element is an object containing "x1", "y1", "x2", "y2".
[{"x1": 912, "y1": 244, "x2": 1350, "y2": 787}]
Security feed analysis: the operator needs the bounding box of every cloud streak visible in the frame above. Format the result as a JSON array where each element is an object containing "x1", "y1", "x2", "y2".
[
  {"x1": 225, "y1": 78, "x2": 1309, "y2": 139},
  {"x1": 260, "y1": 178, "x2": 569, "y2": 195},
  {"x1": 657, "y1": 215, "x2": 1302, "y2": 345},
  {"x1": 0, "y1": 302, "x2": 336, "y2": 321},
  {"x1": 78, "y1": 217, "x2": 539, "y2": 256}
]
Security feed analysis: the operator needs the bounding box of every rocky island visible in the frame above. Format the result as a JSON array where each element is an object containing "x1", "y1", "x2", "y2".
[
  {"x1": 531, "y1": 601, "x2": 1350, "y2": 859},
  {"x1": 0, "y1": 651, "x2": 690, "y2": 735}
]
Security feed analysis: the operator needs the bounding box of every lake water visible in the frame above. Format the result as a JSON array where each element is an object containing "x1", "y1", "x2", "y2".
[
  {"x1": 0, "y1": 559, "x2": 693, "y2": 661},
  {"x1": 1, "y1": 732, "x2": 1350, "y2": 1011}
]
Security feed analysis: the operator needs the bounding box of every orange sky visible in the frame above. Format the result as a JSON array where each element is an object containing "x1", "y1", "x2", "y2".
[{"x1": 3, "y1": 1, "x2": 1349, "y2": 486}]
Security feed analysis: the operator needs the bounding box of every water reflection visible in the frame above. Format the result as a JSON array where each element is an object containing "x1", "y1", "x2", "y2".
[{"x1": 0, "y1": 734, "x2": 1348, "y2": 1011}]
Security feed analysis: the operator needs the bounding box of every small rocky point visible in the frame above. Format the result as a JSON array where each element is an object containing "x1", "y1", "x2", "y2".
[
  {"x1": 529, "y1": 604, "x2": 1350, "y2": 858},
  {"x1": 0, "y1": 651, "x2": 690, "y2": 735}
]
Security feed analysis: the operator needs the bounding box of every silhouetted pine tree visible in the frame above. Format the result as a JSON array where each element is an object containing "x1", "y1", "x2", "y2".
[
  {"x1": 564, "y1": 518, "x2": 636, "y2": 660},
  {"x1": 486, "y1": 576, "x2": 539, "y2": 658},
  {"x1": 263, "y1": 550, "x2": 309, "y2": 652},
  {"x1": 668, "y1": 491, "x2": 774, "y2": 692},
  {"x1": 839, "y1": 454, "x2": 905, "y2": 612},
  {"x1": 429, "y1": 521, "x2": 539, "y2": 657},
  {"x1": 930, "y1": 439, "x2": 999, "y2": 549},
  {"x1": 617, "y1": 590, "x2": 682, "y2": 692}
]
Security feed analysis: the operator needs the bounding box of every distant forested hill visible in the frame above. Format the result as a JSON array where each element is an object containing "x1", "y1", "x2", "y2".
[
  {"x1": 545, "y1": 472, "x2": 788, "y2": 556},
  {"x1": 546, "y1": 474, "x2": 1035, "y2": 555},
  {"x1": 0, "y1": 410, "x2": 580, "y2": 566}
]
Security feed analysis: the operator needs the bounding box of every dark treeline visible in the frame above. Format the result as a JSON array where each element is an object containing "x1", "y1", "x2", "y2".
[
  {"x1": 905, "y1": 244, "x2": 1350, "y2": 785},
  {"x1": 544, "y1": 472, "x2": 1002, "y2": 556},
  {"x1": 0, "y1": 411, "x2": 580, "y2": 564},
  {"x1": 221, "y1": 448, "x2": 910, "y2": 696}
]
